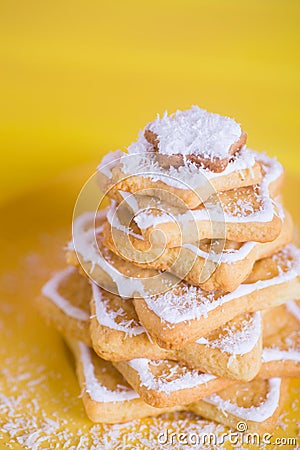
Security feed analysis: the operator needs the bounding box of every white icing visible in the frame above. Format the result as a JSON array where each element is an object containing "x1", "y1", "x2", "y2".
[
  {"x1": 79, "y1": 342, "x2": 139, "y2": 402},
  {"x1": 204, "y1": 378, "x2": 281, "y2": 422},
  {"x1": 106, "y1": 199, "x2": 265, "y2": 264},
  {"x1": 92, "y1": 283, "x2": 145, "y2": 337},
  {"x1": 286, "y1": 300, "x2": 300, "y2": 322},
  {"x1": 262, "y1": 348, "x2": 300, "y2": 363},
  {"x1": 71, "y1": 211, "x2": 178, "y2": 298},
  {"x1": 183, "y1": 241, "x2": 256, "y2": 264},
  {"x1": 142, "y1": 106, "x2": 242, "y2": 158},
  {"x1": 262, "y1": 299, "x2": 300, "y2": 363},
  {"x1": 127, "y1": 358, "x2": 215, "y2": 394},
  {"x1": 123, "y1": 146, "x2": 257, "y2": 190},
  {"x1": 71, "y1": 211, "x2": 146, "y2": 298},
  {"x1": 118, "y1": 190, "x2": 140, "y2": 213},
  {"x1": 132, "y1": 152, "x2": 283, "y2": 230},
  {"x1": 42, "y1": 267, "x2": 89, "y2": 321},
  {"x1": 107, "y1": 200, "x2": 144, "y2": 241},
  {"x1": 143, "y1": 245, "x2": 300, "y2": 325},
  {"x1": 97, "y1": 150, "x2": 123, "y2": 178},
  {"x1": 93, "y1": 280, "x2": 261, "y2": 356},
  {"x1": 196, "y1": 312, "x2": 261, "y2": 355}
]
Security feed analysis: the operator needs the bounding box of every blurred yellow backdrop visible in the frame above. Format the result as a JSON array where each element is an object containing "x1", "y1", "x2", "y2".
[
  {"x1": 0, "y1": 3, "x2": 300, "y2": 447},
  {"x1": 0, "y1": 0, "x2": 299, "y2": 205}
]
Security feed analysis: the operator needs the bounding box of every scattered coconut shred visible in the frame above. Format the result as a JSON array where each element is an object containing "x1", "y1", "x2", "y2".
[
  {"x1": 0, "y1": 350, "x2": 228, "y2": 449},
  {"x1": 1, "y1": 347, "x2": 299, "y2": 450}
]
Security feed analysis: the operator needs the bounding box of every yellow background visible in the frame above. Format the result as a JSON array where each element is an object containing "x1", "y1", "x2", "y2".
[
  {"x1": 0, "y1": 1, "x2": 300, "y2": 448},
  {"x1": 0, "y1": 0, "x2": 300, "y2": 206}
]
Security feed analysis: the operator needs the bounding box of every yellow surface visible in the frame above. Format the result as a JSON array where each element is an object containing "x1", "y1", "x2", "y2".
[
  {"x1": 0, "y1": 0, "x2": 300, "y2": 206},
  {"x1": 0, "y1": 0, "x2": 300, "y2": 448}
]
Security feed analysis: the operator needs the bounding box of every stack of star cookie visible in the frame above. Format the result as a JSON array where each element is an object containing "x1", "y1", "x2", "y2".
[{"x1": 38, "y1": 106, "x2": 300, "y2": 433}]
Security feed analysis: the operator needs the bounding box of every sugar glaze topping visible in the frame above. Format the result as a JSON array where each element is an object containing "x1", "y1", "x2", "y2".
[
  {"x1": 204, "y1": 378, "x2": 281, "y2": 422},
  {"x1": 92, "y1": 279, "x2": 261, "y2": 356},
  {"x1": 98, "y1": 147, "x2": 258, "y2": 191},
  {"x1": 127, "y1": 358, "x2": 216, "y2": 393},
  {"x1": 42, "y1": 267, "x2": 89, "y2": 321},
  {"x1": 92, "y1": 283, "x2": 145, "y2": 337},
  {"x1": 196, "y1": 312, "x2": 261, "y2": 355},
  {"x1": 79, "y1": 342, "x2": 139, "y2": 402},
  {"x1": 70, "y1": 211, "x2": 146, "y2": 298},
  {"x1": 106, "y1": 199, "x2": 258, "y2": 264},
  {"x1": 132, "y1": 151, "x2": 283, "y2": 230},
  {"x1": 144, "y1": 245, "x2": 300, "y2": 325},
  {"x1": 124, "y1": 145, "x2": 257, "y2": 190},
  {"x1": 262, "y1": 300, "x2": 300, "y2": 363}
]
